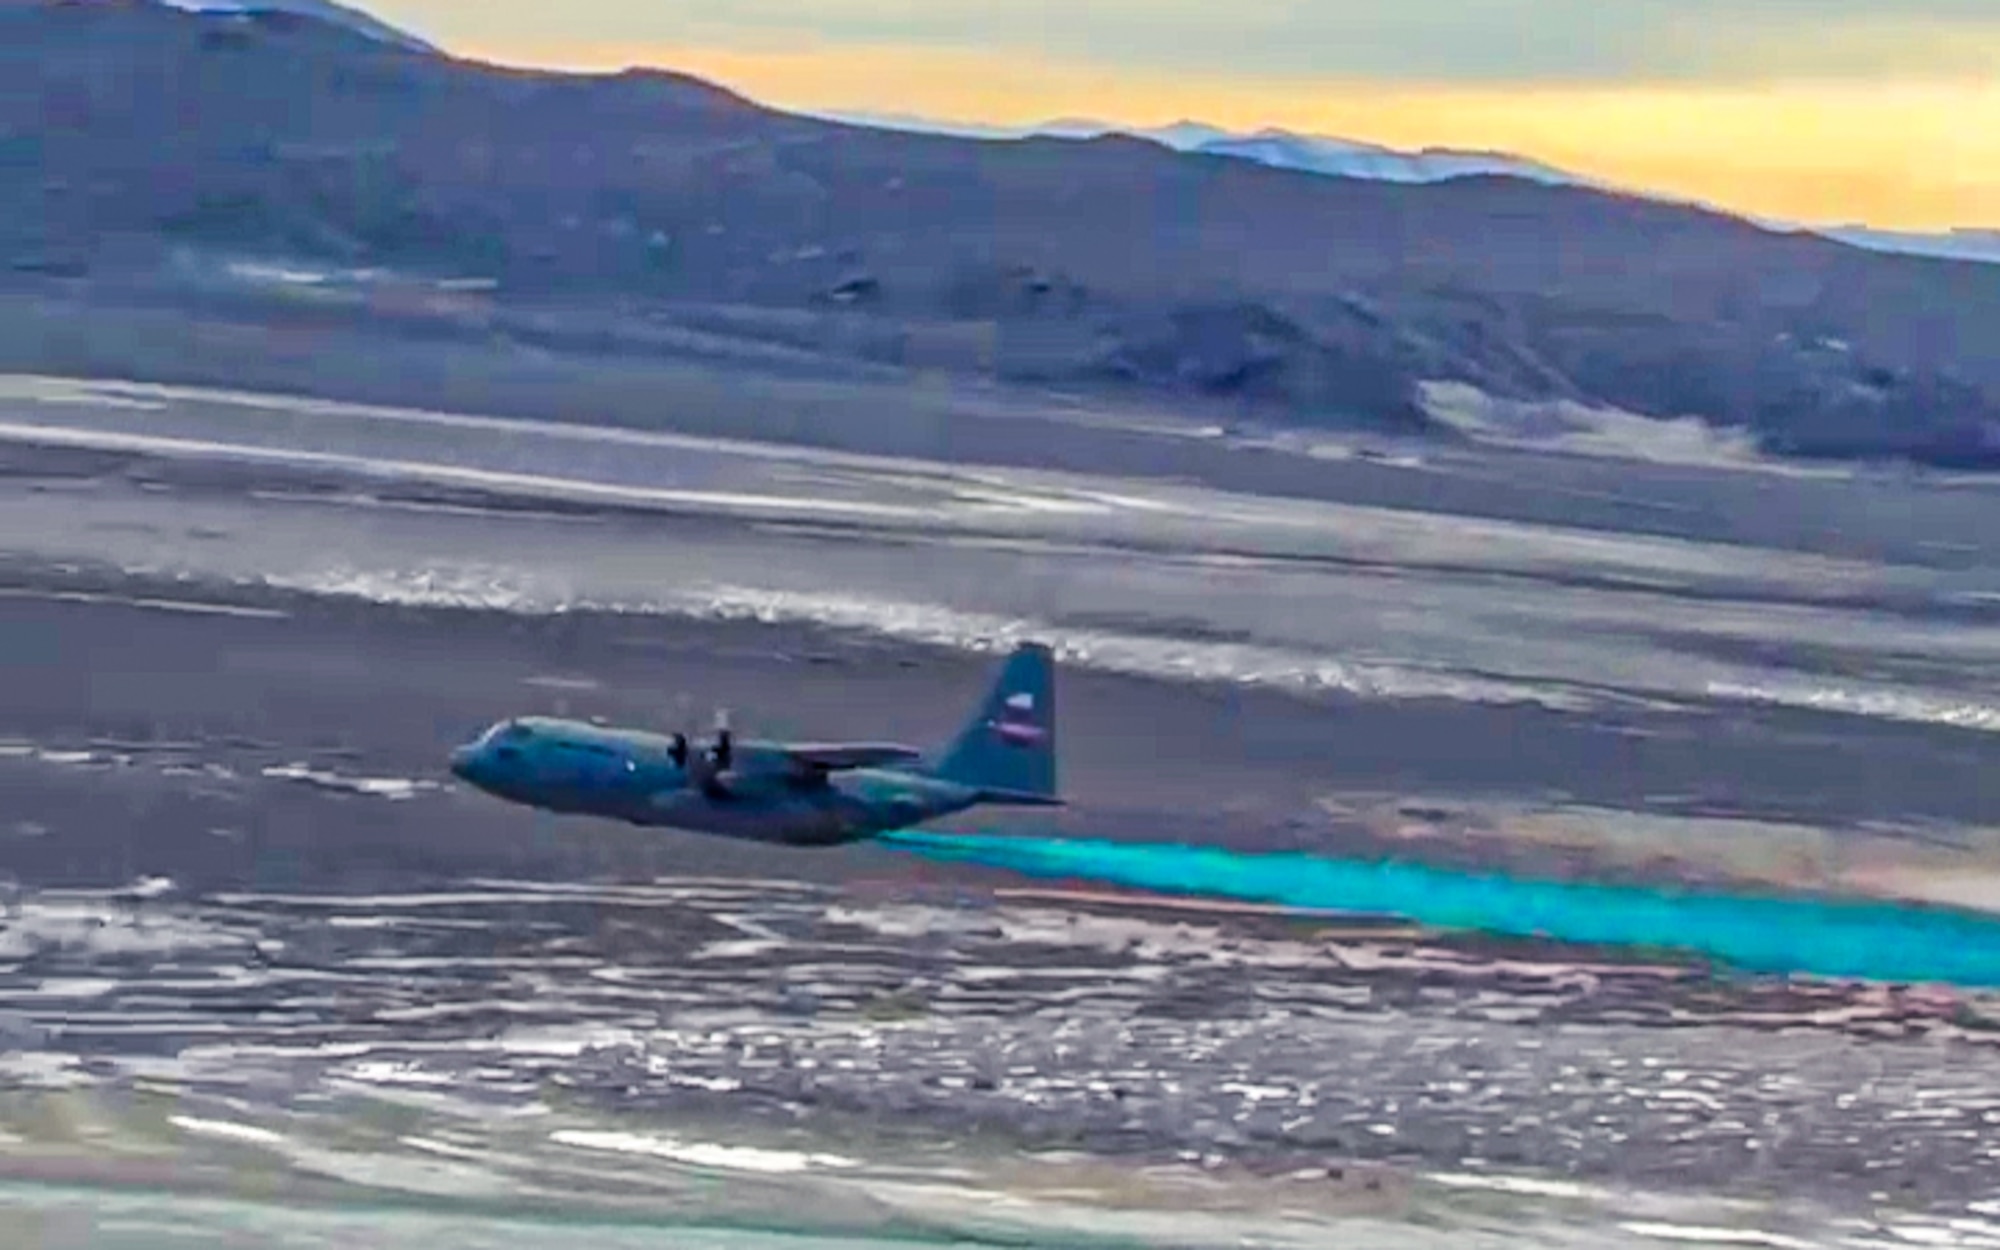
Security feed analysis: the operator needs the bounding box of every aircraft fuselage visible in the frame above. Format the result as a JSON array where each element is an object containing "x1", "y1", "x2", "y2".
[
  {"x1": 450, "y1": 641, "x2": 1061, "y2": 846},
  {"x1": 448, "y1": 717, "x2": 984, "y2": 846}
]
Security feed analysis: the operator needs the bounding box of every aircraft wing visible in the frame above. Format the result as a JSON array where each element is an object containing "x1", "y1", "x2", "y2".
[{"x1": 781, "y1": 742, "x2": 925, "y2": 771}]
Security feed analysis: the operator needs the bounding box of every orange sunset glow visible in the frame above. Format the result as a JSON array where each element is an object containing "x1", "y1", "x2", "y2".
[{"x1": 365, "y1": 1, "x2": 2000, "y2": 232}]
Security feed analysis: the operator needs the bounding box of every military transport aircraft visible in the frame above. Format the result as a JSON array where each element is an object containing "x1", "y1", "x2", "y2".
[{"x1": 448, "y1": 642, "x2": 1061, "y2": 845}]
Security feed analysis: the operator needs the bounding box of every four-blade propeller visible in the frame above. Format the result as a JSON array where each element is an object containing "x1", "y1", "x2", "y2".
[{"x1": 670, "y1": 707, "x2": 734, "y2": 796}]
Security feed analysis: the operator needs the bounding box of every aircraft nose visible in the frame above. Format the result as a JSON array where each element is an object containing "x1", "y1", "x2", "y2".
[{"x1": 448, "y1": 744, "x2": 479, "y2": 780}]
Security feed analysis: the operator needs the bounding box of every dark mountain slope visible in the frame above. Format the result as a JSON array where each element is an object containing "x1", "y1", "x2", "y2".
[{"x1": 5, "y1": 0, "x2": 1999, "y2": 462}]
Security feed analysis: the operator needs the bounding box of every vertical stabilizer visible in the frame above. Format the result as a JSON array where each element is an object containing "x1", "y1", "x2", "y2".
[{"x1": 930, "y1": 642, "x2": 1060, "y2": 805}]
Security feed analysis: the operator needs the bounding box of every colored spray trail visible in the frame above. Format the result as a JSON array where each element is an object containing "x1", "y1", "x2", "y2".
[{"x1": 881, "y1": 831, "x2": 2000, "y2": 987}]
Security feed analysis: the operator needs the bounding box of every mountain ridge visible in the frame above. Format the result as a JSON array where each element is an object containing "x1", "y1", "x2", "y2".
[
  {"x1": 6, "y1": 0, "x2": 2000, "y2": 467},
  {"x1": 818, "y1": 111, "x2": 2000, "y2": 266},
  {"x1": 158, "y1": 0, "x2": 435, "y2": 52}
]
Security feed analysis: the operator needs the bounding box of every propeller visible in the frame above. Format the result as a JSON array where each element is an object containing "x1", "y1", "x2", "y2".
[
  {"x1": 666, "y1": 690, "x2": 694, "y2": 766},
  {"x1": 710, "y1": 706, "x2": 733, "y2": 771},
  {"x1": 674, "y1": 705, "x2": 735, "y2": 796}
]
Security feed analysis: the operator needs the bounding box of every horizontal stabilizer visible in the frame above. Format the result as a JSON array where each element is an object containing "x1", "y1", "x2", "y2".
[
  {"x1": 973, "y1": 787, "x2": 1065, "y2": 808},
  {"x1": 783, "y1": 742, "x2": 926, "y2": 771}
]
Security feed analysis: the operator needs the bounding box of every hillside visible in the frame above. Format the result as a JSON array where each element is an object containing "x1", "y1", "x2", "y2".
[
  {"x1": 6, "y1": 0, "x2": 2000, "y2": 464},
  {"x1": 821, "y1": 113, "x2": 2000, "y2": 267},
  {"x1": 157, "y1": 0, "x2": 436, "y2": 52}
]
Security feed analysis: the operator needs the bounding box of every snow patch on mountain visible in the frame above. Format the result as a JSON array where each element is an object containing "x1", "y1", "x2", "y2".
[
  {"x1": 158, "y1": 0, "x2": 437, "y2": 53},
  {"x1": 1192, "y1": 129, "x2": 1586, "y2": 188},
  {"x1": 1820, "y1": 227, "x2": 2000, "y2": 266},
  {"x1": 813, "y1": 110, "x2": 1997, "y2": 266}
]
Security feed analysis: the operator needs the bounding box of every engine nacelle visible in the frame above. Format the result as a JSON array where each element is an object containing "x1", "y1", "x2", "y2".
[{"x1": 684, "y1": 729, "x2": 734, "y2": 798}]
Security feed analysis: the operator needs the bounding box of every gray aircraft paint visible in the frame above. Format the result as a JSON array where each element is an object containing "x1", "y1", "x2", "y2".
[{"x1": 449, "y1": 642, "x2": 1061, "y2": 845}]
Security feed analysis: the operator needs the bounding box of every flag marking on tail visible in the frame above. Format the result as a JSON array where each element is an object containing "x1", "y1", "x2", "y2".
[{"x1": 992, "y1": 689, "x2": 1044, "y2": 745}]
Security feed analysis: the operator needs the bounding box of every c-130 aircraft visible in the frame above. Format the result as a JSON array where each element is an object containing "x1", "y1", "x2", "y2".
[{"x1": 448, "y1": 642, "x2": 1060, "y2": 846}]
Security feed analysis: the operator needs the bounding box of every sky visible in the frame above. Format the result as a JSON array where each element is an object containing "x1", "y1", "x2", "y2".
[{"x1": 361, "y1": 1, "x2": 2000, "y2": 231}]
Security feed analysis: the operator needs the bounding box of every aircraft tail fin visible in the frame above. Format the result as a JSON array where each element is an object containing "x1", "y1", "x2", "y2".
[{"x1": 929, "y1": 641, "x2": 1060, "y2": 806}]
